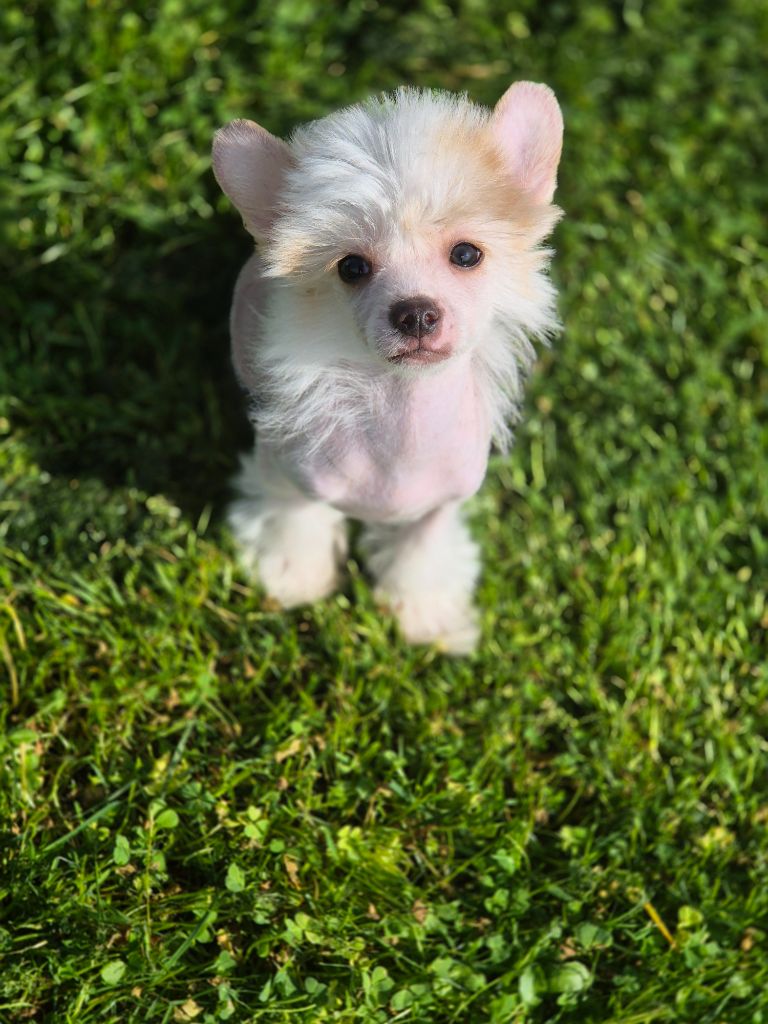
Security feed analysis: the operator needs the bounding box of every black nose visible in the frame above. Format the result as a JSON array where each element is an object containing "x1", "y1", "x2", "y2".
[{"x1": 389, "y1": 297, "x2": 441, "y2": 338}]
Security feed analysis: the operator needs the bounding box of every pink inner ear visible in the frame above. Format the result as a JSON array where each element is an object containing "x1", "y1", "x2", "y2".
[
  {"x1": 492, "y1": 82, "x2": 563, "y2": 204},
  {"x1": 212, "y1": 119, "x2": 292, "y2": 238}
]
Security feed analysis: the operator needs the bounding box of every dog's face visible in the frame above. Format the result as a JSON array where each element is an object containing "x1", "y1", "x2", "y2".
[{"x1": 213, "y1": 84, "x2": 563, "y2": 372}]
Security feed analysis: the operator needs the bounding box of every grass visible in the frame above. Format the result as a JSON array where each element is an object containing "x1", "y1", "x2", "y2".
[{"x1": 1, "y1": 0, "x2": 767, "y2": 1021}]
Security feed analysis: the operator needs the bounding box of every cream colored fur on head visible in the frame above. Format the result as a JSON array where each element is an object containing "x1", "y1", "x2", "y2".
[{"x1": 213, "y1": 83, "x2": 563, "y2": 653}]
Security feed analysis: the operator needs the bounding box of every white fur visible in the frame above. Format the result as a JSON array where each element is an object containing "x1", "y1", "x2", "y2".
[
  {"x1": 228, "y1": 447, "x2": 348, "y2": 608},
  {"x1": 213, "y1": 84, "x2": 563, "y2": 652},
  {"x1": 363, "y1": 503, "x2": 481, "y2": 654}
]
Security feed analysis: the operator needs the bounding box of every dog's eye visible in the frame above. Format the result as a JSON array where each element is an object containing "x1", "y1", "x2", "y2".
[
  {"x1": 450, "y1": 242, "x2": 483, "y2": 269},
  {"x1": 337, "y1": 254, "x2": 372, "y2": 284}
]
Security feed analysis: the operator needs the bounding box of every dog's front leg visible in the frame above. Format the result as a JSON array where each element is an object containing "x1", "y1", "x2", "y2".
[
  {"x1": 362, "y1": 502, "x2": 480, "y2": 655},
  {"x1": 227, "y1": 446, "x2": 348, "y2": 608}
]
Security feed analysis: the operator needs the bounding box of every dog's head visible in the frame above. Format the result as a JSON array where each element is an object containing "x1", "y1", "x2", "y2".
[{"x1": 213, "y1": 84, "x2": 563, "y2": 372}]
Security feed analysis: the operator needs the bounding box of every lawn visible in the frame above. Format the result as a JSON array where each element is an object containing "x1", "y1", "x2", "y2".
[{"x1": 1, "y1": 1, "x2": 767, "y2": 1021}]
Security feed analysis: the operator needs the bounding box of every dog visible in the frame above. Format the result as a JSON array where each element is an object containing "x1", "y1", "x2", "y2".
[{"x1": 212, "y1": 82, "x2": 563, "y2": 653}]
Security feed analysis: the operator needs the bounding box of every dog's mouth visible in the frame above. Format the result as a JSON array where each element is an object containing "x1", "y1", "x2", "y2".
[
  {"x1": 374, "y1": 318, "x2": 454, "y2": 368},
  {"x1": 387, "y1": 346, "x2": 451, "y2": 367}
]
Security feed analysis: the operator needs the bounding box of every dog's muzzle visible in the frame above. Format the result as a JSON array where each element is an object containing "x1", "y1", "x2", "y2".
[{"x1": 386, "y1": 296, "x2": 450, "y2": 365}]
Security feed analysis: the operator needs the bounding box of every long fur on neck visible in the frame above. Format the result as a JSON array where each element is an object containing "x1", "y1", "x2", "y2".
[{"x1": 245, "y1": 248, "x2": 559, "y2": 458}]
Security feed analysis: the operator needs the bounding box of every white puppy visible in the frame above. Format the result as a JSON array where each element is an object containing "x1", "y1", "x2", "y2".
[{"x1": 212, "y1": 83, "x2": 563, "y2": 653}]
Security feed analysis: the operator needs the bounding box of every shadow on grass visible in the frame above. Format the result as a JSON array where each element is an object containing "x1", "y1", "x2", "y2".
[{"x1": 3, "y1": 216, "x2": 254, "y2": 524}]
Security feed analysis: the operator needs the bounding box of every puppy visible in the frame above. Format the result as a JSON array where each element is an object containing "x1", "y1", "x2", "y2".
[{"x1": 212, "y1": 83, "x2": 563, "y2": 653}]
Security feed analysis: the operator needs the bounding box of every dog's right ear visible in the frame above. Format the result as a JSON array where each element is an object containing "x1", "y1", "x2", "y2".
[{"x1": 212, "y1": 119, "x2": 293, "y2": 239}]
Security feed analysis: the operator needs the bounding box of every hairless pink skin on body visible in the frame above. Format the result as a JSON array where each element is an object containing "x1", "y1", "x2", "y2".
[
  {"x1": 213, "y1": 83, "x2": 563, "y2": 652},
  {"x1": 299, "y1": 359, "x2": 490, "y2": 523}
]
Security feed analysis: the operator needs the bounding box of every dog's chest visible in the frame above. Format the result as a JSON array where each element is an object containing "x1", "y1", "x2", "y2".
[{"x1": 288, "y1": 364, "x2": 491, "y2": 523}]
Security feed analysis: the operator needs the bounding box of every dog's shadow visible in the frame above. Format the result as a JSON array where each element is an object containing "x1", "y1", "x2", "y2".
[{"x1": 7, "y1": 216, "x2": 254, "y2": 542}]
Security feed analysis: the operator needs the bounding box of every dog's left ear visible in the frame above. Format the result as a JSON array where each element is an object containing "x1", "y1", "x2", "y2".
[
  {"x1": 492, "y1": 82, "x2": 563, "y2": 204},
  {"x1": 212, "y1": 119, "x2": 293, "y2": 239}
]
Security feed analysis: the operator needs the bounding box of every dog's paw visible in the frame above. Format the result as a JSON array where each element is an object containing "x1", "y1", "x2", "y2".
[
  {"x1": 378, "y1": 588, "x2": 480, "y2": 655},
  {"x1": 257, "y1": 542, "x2": 341, "y2": 609},
  {"x1": 228, "y1": 499, "x2": 346, "y2": 608}
]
